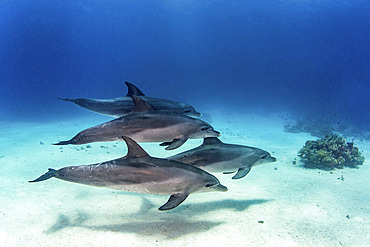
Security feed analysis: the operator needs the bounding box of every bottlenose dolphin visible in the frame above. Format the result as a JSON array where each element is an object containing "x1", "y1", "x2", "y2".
[
  {"x1": 169, "y1": 137, "x2": 277, "y2": 179},
  {"x1": 54, "y1": 96, "x2": 220, "y2": 150},
  {"x1": 30, "y1": 137, "x2": 227, "y2": 211},
  {"x1": 58, "y1": 81, "x2": 201, "y2": 117}
]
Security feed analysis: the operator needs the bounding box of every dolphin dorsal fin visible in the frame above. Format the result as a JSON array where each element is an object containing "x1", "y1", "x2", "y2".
[
  {"x1": 122, "y1": 136, "x2": 150, "y2": 158},
  {"x1": 125, "y1": 82, "x2": 146, "y2": 96},
  {"x1": 130, "y1": 95, "x2": 156, "y2": 112},
  {"x1": 202, "y1": 137, "x2": 223, "y2": 146}
]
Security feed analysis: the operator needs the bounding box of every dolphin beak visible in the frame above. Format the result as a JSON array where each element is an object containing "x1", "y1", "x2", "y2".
[
  {"x1": 213, "y1": 130, "x2": 221, "y2": 137},
  {"x1": 215, "y1": 184, "x2": 228, "y2": 192},
  {"x1": 271, "y1": 157, "x2": 277, "y2": 162},
  {"x1": 193, "y1": 111, "x2": 202, "y2": 117}
]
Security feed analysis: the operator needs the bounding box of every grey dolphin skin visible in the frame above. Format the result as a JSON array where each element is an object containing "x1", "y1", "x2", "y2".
[
  {"x1": 58, "y1": 81, "x2": 201, "y2": 117},
  {"x1": 30, "y1": 137, "x2": 227, "y2": 211},
  {"x1": 169, "y1": 137, "x2": 277, "y2": 179},
  {"x1": 54, "y1": 96, "x2": 220, "y2": 150}
]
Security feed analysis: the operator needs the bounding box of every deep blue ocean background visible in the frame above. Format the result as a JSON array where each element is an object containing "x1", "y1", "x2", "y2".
[{"x1": 1, "y1": 0, "x2": 369, "y2": 131}]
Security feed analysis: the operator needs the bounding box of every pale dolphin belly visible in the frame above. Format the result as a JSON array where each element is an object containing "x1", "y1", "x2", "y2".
[
  {"x1": 198, "y1": 156, "x2": 245, "y2": 173},
  {"x1": 129, "y1": 124, "x2": 190, "y2": 142}
]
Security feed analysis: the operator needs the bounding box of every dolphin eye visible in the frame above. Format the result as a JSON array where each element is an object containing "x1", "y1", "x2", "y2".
[
  {"x1": 201, "y1": 127, "x2": 208, "y2": 131},
  {"x1": 261, "y1": 155, "x2": 268, "y2": 159},
  {"x1": 205, "y1": 183, "x2": 214, "y2": 187},
  {"x1": 184, "y1": 110, "x2": 191, "y2": 113}
]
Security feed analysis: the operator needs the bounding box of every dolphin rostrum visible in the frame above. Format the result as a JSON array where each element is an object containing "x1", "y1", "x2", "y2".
[
  {"x1": 169, "y1": 137, "x2": 277, "y2": 179},
  {"x1": 54, "y1": 96, "x2": 220, "y2": 150},
  {"x1": 58, "y1": 81, "x2": 201, "y2": 117},
  {"x1": 30, "y1": 136, "x2": 227, "y2": 211}
]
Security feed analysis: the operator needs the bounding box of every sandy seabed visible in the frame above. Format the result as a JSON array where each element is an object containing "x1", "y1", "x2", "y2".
[{"x1": 1, "y1": 111, "x2": 369, "y2": 247}]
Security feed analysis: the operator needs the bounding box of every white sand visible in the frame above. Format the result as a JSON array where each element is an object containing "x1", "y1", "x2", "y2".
[{"x1": 0, "y1": 112, "x2": 369, "y2": 247}]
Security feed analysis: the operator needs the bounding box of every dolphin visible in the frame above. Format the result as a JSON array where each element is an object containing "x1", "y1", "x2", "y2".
[
  {"x1": 168, "y1": 137, "x2": 277, "y2": 179},
  {"x1": 58, "y1": 81, "x2": 201, "y2": 117},
  {"x1": 54, "y1": 96, "x2": 220, "y2": 150},
  {"x1": 30, "y1": 136, "x2": 228, "y2": 211}
]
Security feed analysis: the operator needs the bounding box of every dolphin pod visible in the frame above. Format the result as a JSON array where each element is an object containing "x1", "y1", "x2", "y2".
[{"x1": 30, "y1": 81, "x2": 277, "y2": 211}]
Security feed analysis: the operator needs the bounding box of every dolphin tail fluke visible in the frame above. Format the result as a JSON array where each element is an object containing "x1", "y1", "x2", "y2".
[
  {"x1": 29, "y1": 168, "x2": 57, "y2": 183},
  {"x1": 57, "y1": 97, "x2": 75, "y2": 102},
  {"x1": 53, "y1": 139, "x2": 76, "y2": 145},
  {"x1": 158, "y1": 193, "x2": 189, "y2": 211}
]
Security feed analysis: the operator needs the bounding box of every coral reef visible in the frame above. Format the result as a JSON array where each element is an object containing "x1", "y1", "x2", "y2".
[{"x1": 298, "y1": 134, "x2": 365, "y2": 170}]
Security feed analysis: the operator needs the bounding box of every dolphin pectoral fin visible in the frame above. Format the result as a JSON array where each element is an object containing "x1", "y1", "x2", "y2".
[
  {"x1": 158, "y1": 193, "x2": 189, "y2": 211},
  {"x1": 164, "y1": 138, "x2": 187, "y2": 150},
  {"x1": 160, "y1": 139, "x2": 187, "y2": 150},
  {"x1": 159, "y1": 141, "x2": 172, "y2": 147},
  {"x1": 29, "y1": 168, "x2": 57, "y2": 183},
  {"x1": 232, "y1": 167, "x2": 252, "y2": 179}
]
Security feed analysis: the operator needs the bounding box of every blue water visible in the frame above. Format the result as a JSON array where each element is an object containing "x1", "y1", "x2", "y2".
[{"x1": 1, "y1": 0, "x2": 369, "y2": 131}]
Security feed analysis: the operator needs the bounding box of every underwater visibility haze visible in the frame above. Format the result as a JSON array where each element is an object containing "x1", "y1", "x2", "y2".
[
  {"x1": 1, "y1": 0, "x2": 369, "y2": 130},
  {"x1": 1, "y1": 0, "x2": 370, "y2": 246}
]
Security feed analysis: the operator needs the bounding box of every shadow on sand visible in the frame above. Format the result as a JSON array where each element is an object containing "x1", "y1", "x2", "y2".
[{"x1": 44, "y1": 198, "x2": 270, "y2": 239}]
